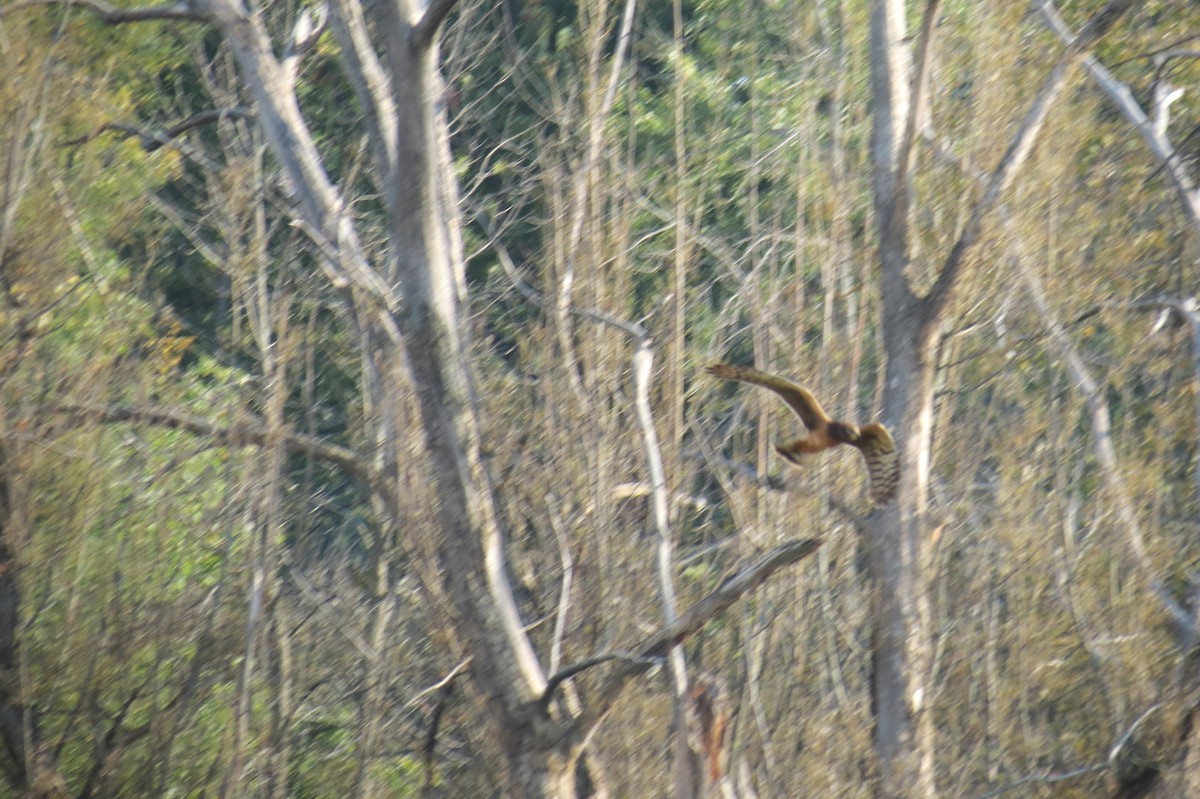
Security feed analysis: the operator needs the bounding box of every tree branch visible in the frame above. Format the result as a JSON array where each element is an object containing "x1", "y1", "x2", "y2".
[
  {"x1": 62, "y1": 109, "x2": 254, "y2": 152},
  {"x1": 895, "y1": 0, "x2": 943, "y2": 193},
  {"x1": 921, "y1": 0, "x2": 1139, "y2": 329},
  {"x1": 564, "y1": 538, "x2": 821, "y2": 747},
  {"x1": 186, "y1": 0, "x2": 400, "y2": 327},
  {"x1": 420, "y1": 669, "x2": 460, "y2": 790},
  {"x1": 412, "y1": 0, "x2": 460, "y2": 49},
  {"x1": 1124, "y1": 297, "x2": 1200, "y2": 505},
  {"x1": 537, "y1": 653, "x2": 661, "y2": 712},
  {"x1": 3, "y1": 0, "x2": 199, "y2": 22},
  {"x1": 968, "y1": 762, "x2": 1107, "y2": 799},
  {"x1": 922, "y1": 116, "x2": 1198, "y2": 646},
  {"x1": 327, "y1": 0, "x2": 396, "y2": 186},
  {"x1": 79, "y1": 684, "x2": 153, "y2": 799},
  {"x1": 41, "y1": 403, "x2": 375, "y2": 486},
  {"x1": 1013, "y1": 257, "x2": 1195, "y2": 643},
  {"x1": 546, "y1": 496, "x2": 574, "y2": 676},
  {"x1": 965, "y1": 704, "x2": 1162, "y2": 798},
  {"x1": 1033, "y1": 0, "x2": 1200, "y2": 231},
  {"x1": 486, "y1": 220, "x2": 648, "y2": 340}
]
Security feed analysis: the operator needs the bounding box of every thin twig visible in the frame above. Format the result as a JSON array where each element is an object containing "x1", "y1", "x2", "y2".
[
  {"x1": 968, "y1": 762, "x2": 1107, "y2": 799},
  {"x1": 61, "y1": 109, "x2": 254, "y2": 151},
  {"x1": 44, "y1": 402, "x2": 374, "y2": 485}
]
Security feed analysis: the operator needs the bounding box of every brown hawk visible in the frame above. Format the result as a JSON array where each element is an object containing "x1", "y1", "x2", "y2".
[{"x1": 707, "y1": 363, "x2": 900, "y2": 505}]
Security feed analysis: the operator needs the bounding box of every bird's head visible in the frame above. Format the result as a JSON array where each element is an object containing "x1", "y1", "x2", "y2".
[{"x1": 827, "y1": 421, "x2": 861, "y2": 444}]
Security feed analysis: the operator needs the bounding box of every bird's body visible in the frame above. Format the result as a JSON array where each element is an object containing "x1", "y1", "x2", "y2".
[{"x1": 706, "y1": 363, "x2": 900, "y2": 505}]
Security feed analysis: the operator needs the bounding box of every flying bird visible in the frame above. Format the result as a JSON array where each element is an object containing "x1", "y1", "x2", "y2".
[{"x1": 707, "y1": 363, "x2": 899, "y2": 505}]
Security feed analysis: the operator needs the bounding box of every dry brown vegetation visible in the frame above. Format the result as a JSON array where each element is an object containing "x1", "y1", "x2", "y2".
[{"x1": 1, "y1": 0, "x2": 1199, "y2": 797}]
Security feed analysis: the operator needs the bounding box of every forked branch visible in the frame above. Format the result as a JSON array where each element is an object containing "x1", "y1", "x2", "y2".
[
  {"x1": 921, "y1": 0, "x2": 1139, "y2": 330},
  {"x1": 563, "y1": 538, "x2": 821, "y2": 746}
]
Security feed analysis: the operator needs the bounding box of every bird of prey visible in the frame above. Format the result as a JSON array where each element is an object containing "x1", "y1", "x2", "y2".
[{"x1": 707, "y1": 363, "x2": 899, "y2": 505}]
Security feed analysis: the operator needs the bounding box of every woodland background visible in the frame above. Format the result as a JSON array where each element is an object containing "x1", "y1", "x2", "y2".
[{"x1": 1, "y1": 0, "x2": 1200, "y2": 797}]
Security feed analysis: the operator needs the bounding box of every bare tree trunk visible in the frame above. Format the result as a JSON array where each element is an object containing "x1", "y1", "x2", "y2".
[
  {"x1": 49, "y1": 0, "x2": 836, "y2": 793},
  {"x1": 865, "y1": 1, "x2": 933, "y2": 793},
  {"x1": 862, "y1": 327, "x2": 937, "y2": 798},
  {"x1": 668, "y1": 6, "x2": 700, "y2": 785},
  {"x1": 865, "y1": 1, "x2": 1140, "y2": 796}
]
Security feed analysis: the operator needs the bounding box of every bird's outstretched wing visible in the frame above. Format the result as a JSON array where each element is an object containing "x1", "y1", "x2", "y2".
[
  {"x1": 853, "y1": 424, "x2": 900, "y2": 506},
  {"x1": 705, "y1": 363, "x2": 829, "y2": 430},
  {"x1": 707, "y1": 362, "x2": 900, "y2": 506}
]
